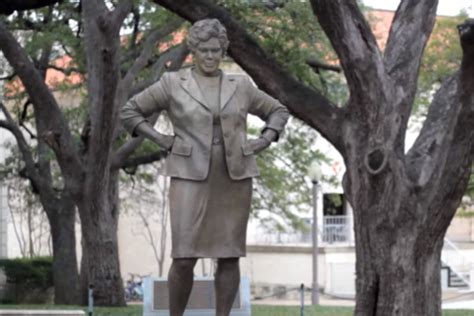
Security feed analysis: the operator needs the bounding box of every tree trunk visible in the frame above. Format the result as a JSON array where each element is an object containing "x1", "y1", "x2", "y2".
[
  {"x1": 348, "y1": 177, "x2": 448, "y2": 315},
  {"x1": 343, "y1": 100, "x2": 471, "y2": 315},
  {"x1": 79, "y1": 170, "x2": 125, "y2": 306},
  {"x1": 77, "y1": 0, "x2": 132, "y2": 306},
  {"x1": 353, "y1": 225, "x2": 444, "y2": 315},
  {"x1": 49, "y1": 196, "x2": 80, "y2": 305}
]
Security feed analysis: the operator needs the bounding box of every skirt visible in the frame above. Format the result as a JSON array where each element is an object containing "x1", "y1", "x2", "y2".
[{"x1": 168, "y1": 138, "x2": 253, "y2": 258}]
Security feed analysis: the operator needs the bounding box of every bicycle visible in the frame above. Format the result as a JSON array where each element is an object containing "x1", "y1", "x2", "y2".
[{"x1": 124, "y1": 273, "x2": 149, "y2": 302}]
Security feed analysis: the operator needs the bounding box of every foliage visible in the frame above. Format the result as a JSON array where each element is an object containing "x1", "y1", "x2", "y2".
[
  {"x1": 218, "y1": 0, "x2": 348, "y2": 104},
  {"x1": 1, "y1": 0, "x2": 183, "y2": 145},
  {"x1": 415, "y1": 13, "x2": 467, "y2": 113},
  {"x1": 0, "y1": 257, "x2": 53, "y2": 288},
  {"x1": 250, "y1": 117, "x2": 336, "y2": 231}
]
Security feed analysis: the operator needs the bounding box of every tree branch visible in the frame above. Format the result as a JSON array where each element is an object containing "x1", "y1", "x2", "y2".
[
  {"x1": 81, "y1": 0, "x2": 124, "y2": 185},
  {"x1": 0, "y1": 103, "x2": 42, "y2": 188},
  {"x1": 406, "y1": 74, "x2": 460, "y2": 187},
  {"x1": 384, "y1": 0, "x2": 438, "y2": 114},
  {"x1": 152, "y1": 0, "x2": 345, "y2": 152},
  {"x1": 111, "y1": 112, "x2": 160, "y2": 169},
  {"x1": 128, "y1": 6, "x2": 140, "y2": 52},
  {"x1": 0, "y1": 20, "x2": 83, "y2": 185},
  {"x1": 306, "y1": 57, "x2": 341, "y2": 73},
  {"x1": 129, "y1": 43, "x2": 190, "y2": 97},
  {"x1": 121, "y1": 17, "x2": 184, "y2": 91},
  {"x1": 111, "y1": 0, "x2": 133, "y2": 29},
  {"x1": 47, "y1": 64, "x2": 83, "y2": 76},
  {"x1": 310, "y1": 0, "x2": 385, "y2": 106},
  {"x1": 82, "y1": 0, "x2": 107, "y2": 16},
  {"x1": 119, "y1": 150, "x2": 168, "y2": 171},
  {"x1": 0, "y1": 0, "x2": 62, "y2": 15},
  {"x1": 407, "y1": 20, "x2": 474, "y2": 220},
  {"x1": 112, "y1": 137, "x2": 147, "y2": 170}
]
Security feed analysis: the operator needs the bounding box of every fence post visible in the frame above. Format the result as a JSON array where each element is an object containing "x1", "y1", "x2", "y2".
[
  {"x1": 88, "y1": 284, "x2": 94, "y2": 316},
  {"x1": 300, "y1": 283, "x2": 304, "y2": 316}
]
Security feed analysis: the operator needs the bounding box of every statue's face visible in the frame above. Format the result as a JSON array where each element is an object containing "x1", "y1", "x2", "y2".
[{"x1": 193, "y1": 37, "x2": 223, "y2": 77}]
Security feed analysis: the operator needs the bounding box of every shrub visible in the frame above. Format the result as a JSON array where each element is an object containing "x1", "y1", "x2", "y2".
[{"x1": 0, "y1": 256, "x2": 53, "y2": 289}]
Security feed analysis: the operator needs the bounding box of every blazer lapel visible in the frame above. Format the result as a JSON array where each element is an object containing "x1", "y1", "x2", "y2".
[
  {"x1": 179, "y1": 68, "x2": 211, "y2": 111},
  {"x1": 220, "y1": 72, "x2": 237, "y2": 110}
]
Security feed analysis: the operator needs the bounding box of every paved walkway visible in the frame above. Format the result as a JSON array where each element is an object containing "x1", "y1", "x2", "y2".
[
  {"x1": 442, "y1": 290, "x2": 474, "y2": 310},
  {"x1": 252, "y1": 292, "x2": 355, "y2": 307},
  {"x1": 252, "y1": 290, "x2": 474, "y2": 310}
]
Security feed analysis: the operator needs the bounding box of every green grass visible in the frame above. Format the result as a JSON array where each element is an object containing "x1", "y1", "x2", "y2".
[{"x1": 1, "y1": 304, "x2": 473, "y2": 315}]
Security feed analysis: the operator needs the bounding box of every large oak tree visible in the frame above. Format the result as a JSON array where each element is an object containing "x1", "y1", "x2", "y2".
[
  {"x1": 151, "y1": 0, "x2": 474, "y2": 315},
  {"x1": 0, "y1": 0, "x2": 186, "y2": 305}
]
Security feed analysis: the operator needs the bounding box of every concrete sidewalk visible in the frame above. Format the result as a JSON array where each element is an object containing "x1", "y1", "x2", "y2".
[
  {"x1": 442, "y1": 290, "x2": 474, "y2": 310},
  {"x1": 252, "y1": 290, "x2": 474, "y2": 310},
  {"x1": 252, "y1": 292, "x2": 355, "y2": 307}
]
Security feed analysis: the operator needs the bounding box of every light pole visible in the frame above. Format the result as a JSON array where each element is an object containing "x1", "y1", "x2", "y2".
[{"x1": 308, "y1": 161, "x2": 322, "y2": 305}]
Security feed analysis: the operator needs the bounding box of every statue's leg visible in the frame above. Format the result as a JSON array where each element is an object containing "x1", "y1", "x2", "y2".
[
  {"x1": 215, "y1": 258, "x2": 240, "y2": 316},
  {"x1": 168, "y1": 258, "x2": 198, "y2": 316}
]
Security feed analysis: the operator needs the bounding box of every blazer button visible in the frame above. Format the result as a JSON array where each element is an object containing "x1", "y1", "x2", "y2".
[
  {"x1": 226, "y1": 150, "x2": 232, "y2": 157},
  {"x1": 222, "y1": 114, "x2": 228, "y2": 119},
  {"x1": 223, "y1": 132, "x2": 229, "y2": 137}
]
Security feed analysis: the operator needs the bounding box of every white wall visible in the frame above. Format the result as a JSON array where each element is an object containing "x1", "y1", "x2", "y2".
[
  {"x1": 240, "y1": 245, "x2": 356, "y2": 297},
  {"x1": 0, "y1": 186, "x2": 7, "y2": 259},
  {"x1": 0, "y1": 107, "x2": 11, "y2": 259}
]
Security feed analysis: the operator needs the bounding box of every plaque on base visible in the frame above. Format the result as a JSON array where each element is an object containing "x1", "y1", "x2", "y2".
[{"x1": 143, "y1": 276, "x2": 251, "y2": 316}]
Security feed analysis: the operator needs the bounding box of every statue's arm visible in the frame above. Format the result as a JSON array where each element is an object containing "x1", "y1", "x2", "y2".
[
  {"x1": 120, "y1": 72, "x2": 174, "y2": 150},
  {"x1": 246, "y1": 77, "x2": 290, "y2": 142}
]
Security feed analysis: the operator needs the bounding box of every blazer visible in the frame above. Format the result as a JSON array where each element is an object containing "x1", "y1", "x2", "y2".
[{"x1": 120, "y1": 68, "x2": 289, "y2": 181}]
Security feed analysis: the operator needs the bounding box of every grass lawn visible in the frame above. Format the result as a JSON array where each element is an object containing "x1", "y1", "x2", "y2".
[{"x1": 1, "y1": 304, "x2": 473, "y2": 315}]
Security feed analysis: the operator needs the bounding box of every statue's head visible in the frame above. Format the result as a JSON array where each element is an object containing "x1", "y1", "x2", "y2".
[
  {"x1": 187, "y1": 19, "x2": 229, "y2": 76},
  {"x1": 187, "y1": 19, "x2": 229, "y2": 55}
]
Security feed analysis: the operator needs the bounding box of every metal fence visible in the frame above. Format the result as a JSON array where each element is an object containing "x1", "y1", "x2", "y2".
[
  {"x1": 248, "y1": 215, "x2": 354, "y2": 245},
  {"x1": 322, "y1": 216, "x2": 352, "y2": 244}
]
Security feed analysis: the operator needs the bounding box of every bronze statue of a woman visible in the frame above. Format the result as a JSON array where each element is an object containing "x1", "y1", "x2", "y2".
[{"x1": 121, "y1": 18, "x2": 289, "y2": 316}]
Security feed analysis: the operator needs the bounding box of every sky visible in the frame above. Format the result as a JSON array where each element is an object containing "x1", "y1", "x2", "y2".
[{"x1": 363, "y1": 0, "x2": 474, "y2": 17}]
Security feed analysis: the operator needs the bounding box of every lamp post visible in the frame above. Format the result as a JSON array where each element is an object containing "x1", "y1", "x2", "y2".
[{"x1": 308, "y1": 161, "x2": 322, "y2": 305}]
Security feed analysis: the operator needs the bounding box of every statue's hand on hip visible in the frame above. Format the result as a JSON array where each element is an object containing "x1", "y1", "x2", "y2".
[
  {"x1": 248, "y1": 137, "x2": 270, "y2": 155},
  {"x1": 154, "y1": 133, "x2": 175, "y2": 151}
]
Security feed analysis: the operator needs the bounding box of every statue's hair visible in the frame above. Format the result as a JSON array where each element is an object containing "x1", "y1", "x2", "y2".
[{"x1": 187, "y1": 19, "x2": 229, "y2": 55}]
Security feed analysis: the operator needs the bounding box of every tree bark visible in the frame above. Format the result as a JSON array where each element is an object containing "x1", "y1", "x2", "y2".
[
  {"x1": 77, "y1": 0, "x2": 134, "y2": 305},
  {"x1": 49, "y1": 196, "x2": 80, "y2": 305},
  {"x1": 79, "y1": 170, "x2": 124, "y2": 306},
  {"x1": 0, "y1": 0, "x2": 61, "y2": 15},
  {"x1": 342, "y1": 122, "x2": 451, "y2": 314}
]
